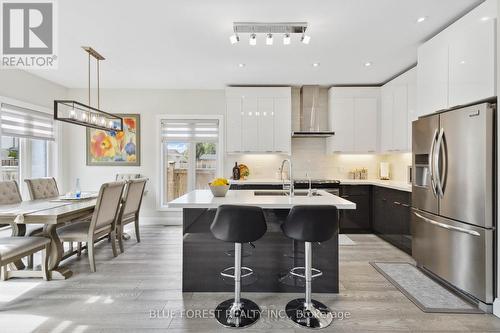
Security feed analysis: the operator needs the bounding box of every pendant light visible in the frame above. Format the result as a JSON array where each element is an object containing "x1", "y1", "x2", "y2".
[{"x1": 54, "y1": 47, "x2": 123, "y2": 132}]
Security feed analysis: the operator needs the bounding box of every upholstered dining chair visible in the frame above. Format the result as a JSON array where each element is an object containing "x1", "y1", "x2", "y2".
[
  {"x1": 117, "y1": 178, "x2": 147, "y2": 253},
  {"x1": 57, "y1": 181, "x2": 126, "y2": 272},
  {"x1": 24, "y1": 177, "x2": 60, "y2": 200},
  {"x1": 0, "y1": 236, "x2": 51, "y2": 281},
  {"x1": 0, "y1": 180, "x2": 22, "y2": 205}
]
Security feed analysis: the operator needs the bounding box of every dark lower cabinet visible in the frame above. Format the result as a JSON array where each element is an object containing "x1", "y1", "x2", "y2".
[
  {"x1": 339, "y1": 185, "x2": 371, "y2": 233},
  {"x1": 373, "y1": 186, "x2": 412, "y2": 254}
]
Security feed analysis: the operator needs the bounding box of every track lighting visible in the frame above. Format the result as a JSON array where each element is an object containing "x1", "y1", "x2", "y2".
[
  {"x1": 230, "y1": 22, "x2": 310, "y2": 47},
  {"x1": 283, "y1": 33, "x2": 291, "y2": 45},
  {"x1": 229, "y1": 34, "x2": 240, "y2": 44},
  {"x1": 249, "y1": 34, "x2": 257, "y2": 46},
  {"x1": 266, "y1": 34, "x2": 273, "y2": 45}
]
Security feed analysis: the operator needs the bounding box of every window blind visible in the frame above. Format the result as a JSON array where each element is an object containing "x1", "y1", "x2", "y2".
[
  {"x1": 161, "y1": 119, "x2": 219, "y2": 142},
  {"x1": 1, "y1": 103, "x2": 55, "y2": 141}
]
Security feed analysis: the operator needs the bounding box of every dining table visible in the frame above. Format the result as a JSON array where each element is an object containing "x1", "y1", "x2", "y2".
[{"x1": 0, "y1": 196, "x2": 97, "y2": 280}]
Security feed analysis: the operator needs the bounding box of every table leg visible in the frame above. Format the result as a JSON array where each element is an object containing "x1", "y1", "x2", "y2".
[
  {"x1": 10, "y1": 224, "x2": 26, "y2": 270},
  {"x1": 43, "y1": 224, "x2": 73, "y2": 280}
]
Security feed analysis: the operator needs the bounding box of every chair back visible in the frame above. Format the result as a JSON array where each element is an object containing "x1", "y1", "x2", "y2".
[
  {"x1": 282, "y1": 205, "x2": 339, "y2": 243},
  {"x1": 210, "y1": 205, "x2": 267, "y2": 243},
  {"x1": 115, "y1": 173, "x2": 141, "y2": 181},
  {"x1": 0, "y1": 180, "x2": 22, "y2": 204},
  {"x1": 120, "y1": 178, "x2": 147, "y2": 219},
  {"x1": 24, "y1": 177, "x2": 59, "y2": 200},
  {"x1": 90, "y1": 181, "x2": 126, "y2": 233}
]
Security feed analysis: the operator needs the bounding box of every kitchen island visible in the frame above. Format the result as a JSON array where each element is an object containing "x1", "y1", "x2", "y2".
[{"x1": 168, "y1": 189, "x2": 355, "y2": 293}]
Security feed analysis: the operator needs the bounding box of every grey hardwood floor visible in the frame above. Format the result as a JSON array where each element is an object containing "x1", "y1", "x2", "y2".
[{"x1": 1, "y1": 225, "x2": 500, "y2": 332}]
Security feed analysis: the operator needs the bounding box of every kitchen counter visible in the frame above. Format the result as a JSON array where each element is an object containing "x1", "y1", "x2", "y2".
[
  {"x1": 338, "y1": 179, "x2": 412, "y2": 192},
  {"x1": 228, "y1": 178, "x2": 412, "y2": 192},
  {"x1": 168, "y1": 189, "x2": 356, "y2": 209}
]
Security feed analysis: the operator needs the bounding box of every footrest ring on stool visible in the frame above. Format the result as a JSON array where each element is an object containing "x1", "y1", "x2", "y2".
[
  {"x1": 290, "y1": 266, "x2": 323, "y2": 279},
  {"x1": 220, "y1": 266, "x2": 254, "y2": 279}
]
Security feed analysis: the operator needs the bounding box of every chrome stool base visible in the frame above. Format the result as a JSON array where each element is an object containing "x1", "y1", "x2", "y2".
[
  {"x1": 215, "y1": 298, "x2": 261, "y2": 328},
  {"x1": 285, "y1": 298, "x2": 333, "y2": 329}
]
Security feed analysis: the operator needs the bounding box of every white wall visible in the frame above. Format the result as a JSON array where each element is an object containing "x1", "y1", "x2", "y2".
[
  {"x1": 62, "y1": 89, "x2": 225, "y2": 224},
  {"x1": 0, "y1": 69, "x2": 67, "y2": 109}
]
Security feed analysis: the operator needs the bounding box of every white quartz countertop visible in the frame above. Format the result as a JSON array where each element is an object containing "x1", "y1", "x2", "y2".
[
  {"x1": 338, "y1": 179, "x2": 412, "y2": 192},
  {"x1": 229, "y1": 178, "x2": 411, "y2": 192},
  {"x1": 168, "y1": 189, "x2": 356, "y2": 209}
]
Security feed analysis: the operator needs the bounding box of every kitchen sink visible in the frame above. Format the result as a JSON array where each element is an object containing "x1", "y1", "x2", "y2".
[{"x1": 253, "y1": 190, "x2": 322, "y2": 197}]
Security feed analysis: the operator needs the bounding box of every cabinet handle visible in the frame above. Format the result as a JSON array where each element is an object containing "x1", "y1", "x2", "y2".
[
  {"x1": 401, "y1": 203, "x2": 410, "y2": 208},
  {"x1": 394, "y1": 201, "x2": 401, "y2": 205},
  {"x1": 341, "y1": 195, "x2": 349, "y2": 198}
]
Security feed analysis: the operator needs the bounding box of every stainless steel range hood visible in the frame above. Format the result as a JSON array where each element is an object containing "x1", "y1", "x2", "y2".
[{"x1": 292, "y1": 85, "x2": 334, "y2": 137}]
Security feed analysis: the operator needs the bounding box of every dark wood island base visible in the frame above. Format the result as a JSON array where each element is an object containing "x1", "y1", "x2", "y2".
[{"x1": 182, "y1": 208, "x2": 339, "y2": 293}]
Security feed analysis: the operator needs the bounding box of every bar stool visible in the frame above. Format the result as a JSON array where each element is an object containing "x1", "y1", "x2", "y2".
[
  {"x1": 281, "y1": 205, "x2": 339, "y2": 329},
  {"x1": 210, "y1": 205, "x2": 267, "y2": 328}
]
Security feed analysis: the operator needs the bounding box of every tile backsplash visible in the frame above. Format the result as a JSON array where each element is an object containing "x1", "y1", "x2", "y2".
[{"x1": 225, "y1": 138, "x2": 411, "y2": 181}]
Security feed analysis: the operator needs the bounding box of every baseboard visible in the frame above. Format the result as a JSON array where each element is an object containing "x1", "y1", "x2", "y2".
[{"x1": 493, "y1": 298, "x2": 500, "y2": 318}]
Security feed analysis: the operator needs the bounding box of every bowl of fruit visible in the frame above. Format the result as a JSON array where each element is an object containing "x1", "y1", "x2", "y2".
[{"x1": 209, "y1": 177, "x2": 230, "y2": 197}]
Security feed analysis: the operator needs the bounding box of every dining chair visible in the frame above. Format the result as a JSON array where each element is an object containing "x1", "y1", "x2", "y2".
[
  {"x1": 0, "y1": 180, "x2": 22, "y2": 205},
  {"x1": 57, "y1": 181, "x2": 126, "y2": 272},
  {"x1": 24, "y1": 177, "x2": 60, "y2": 200},
  {"x1": 0, "y1": 236, "x2": 51, "y2": 281},
  {"x1": 117, "y1": 178, "x2": 147, "y2": 253}
]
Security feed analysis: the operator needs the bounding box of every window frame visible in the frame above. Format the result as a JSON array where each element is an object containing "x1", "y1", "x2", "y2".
[
  {"x1": 0, "y1": 96, "x2": 61, "y2": 198},
  {"x1": 156, "y1": 114, "x2": 224, "y2": 211}
]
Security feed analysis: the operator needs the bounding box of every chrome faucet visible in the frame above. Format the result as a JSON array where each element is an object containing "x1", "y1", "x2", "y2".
[
  {"x1": 306, "y1": 172, "x2": 312, "y2": 197},
  {"x1": 281, "y1": 159, "x2": 294, "y2": 197}
]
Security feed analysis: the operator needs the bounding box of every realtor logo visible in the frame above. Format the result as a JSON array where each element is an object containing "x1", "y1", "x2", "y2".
[{"x1": 1, "y1": 0, "x2": 57, "y2": 68}]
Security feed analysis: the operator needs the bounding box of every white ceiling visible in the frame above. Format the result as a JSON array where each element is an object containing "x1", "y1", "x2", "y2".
[{"x1": 30, "y1": 0, "x2": 482, "y2": 89}]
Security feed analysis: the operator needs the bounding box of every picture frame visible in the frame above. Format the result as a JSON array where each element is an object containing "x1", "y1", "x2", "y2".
[{"x1": 86, "y1": 114, "x2": 141, "y2": 166}]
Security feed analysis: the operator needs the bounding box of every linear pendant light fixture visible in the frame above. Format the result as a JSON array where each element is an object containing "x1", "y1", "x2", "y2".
[
  {"x1": 229, "y1": 22, "x2": 310, "y2": 46},
  {"x1": 54, "y1": 47, "x2": 123, "y2": 132}
]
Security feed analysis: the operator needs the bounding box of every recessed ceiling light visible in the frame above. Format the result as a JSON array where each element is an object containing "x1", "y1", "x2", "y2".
[
  {"x1": 266, "y1": 33, "x2": 273, "y2": 45},
  {"x1": 459, "y1": 60, "x2": 466, "y2": 65},
  {"x1": 481, "y1": 16, "x2": 491, "y2": 22},
  {"x1": 249, "y1": 34, "x2": 257, "y2": 46},
  {"x1": 283, "y1": 34, "x2": 291, "y2": 45},
  {"x1": 301, "y1": 34, "x2": 311, "y2": 44},
  {"x1": 238, "y1": 63, "x2": 245, "y2": 68},
  {"x1": 416, "y1": 16, "x2": 427, "y2": 23},
  {"x1": 364, "y1": 62, "x2": 372, "y2": 67},
  {"x1": 312, "y1": 62, "x2": 320, "y2": 67},
  {"x1": 229, "y1": 34, "x2": 239, "y2": 45}
]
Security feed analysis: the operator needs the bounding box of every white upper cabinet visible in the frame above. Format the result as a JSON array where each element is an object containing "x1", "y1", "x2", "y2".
[
  {"x1": 380, "y1": 67, "x2": 416, "y2": 153},
  {"x1": 225, "y1": 87, "x2": 291, "y2": 154},
  {"x1": 417, "y1": 0, "x2": 497, "y2": 117},
  {"x1": 327, "y1": 87, "x2": 380, "y2": 153},
  {"x1": 448, "y1": 2, "x2": 496, "y2": 107}
]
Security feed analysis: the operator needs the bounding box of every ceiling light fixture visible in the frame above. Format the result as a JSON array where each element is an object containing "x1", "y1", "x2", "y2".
[
  {"x1": 312, "y1": 62, "x2": 320, "y2": 67},
  {"x1": 364, "y1": 61, "x2": 372, "y2": 67},
  {"x1": 54, "y1": 47, "x2": 123, "y2": 132},
  {"x1": 266, "y1": 33, "x2": 273, "y2": 45},
  {"x1": 229, "y1": 34, "x2": 240, "y2": 44},
  {"x1": 480, "y1": 16, "x2": 490, "y2": 21},
  {"x1": 249, "y1": 33, "x2": 257, "y2": 46},
  {"x1": 231, "y1": 22, "x2": 309, "y2": 46},
  {"x1": 238, "y1": 63, "x2": 246, "y2": 68},
  {"x1": 283, "y1": 33, "x2": 291, "y2": 45},
  {"x1": 416, "y1": 16, "x2": 427, "y2": 23}
]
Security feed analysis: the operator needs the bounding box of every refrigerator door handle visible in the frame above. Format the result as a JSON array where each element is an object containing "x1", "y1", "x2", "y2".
[
  {"x1": 413, "y1": 212, "x2": 481, "y2": 237},
  {"x1": 434, "y1": 128, "x2": 445, "y2": 198},
  {"x1": 429, "y1": 129, "x2": 438, "y2": 197}
]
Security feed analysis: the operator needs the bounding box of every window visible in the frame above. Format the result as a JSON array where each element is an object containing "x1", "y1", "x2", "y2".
[
  {"x1": 0, "y1": 99, "x2": 55, "y2": 195},
  {"x1": 160, "y1": 117, "x2": 222, "y2": 207}
]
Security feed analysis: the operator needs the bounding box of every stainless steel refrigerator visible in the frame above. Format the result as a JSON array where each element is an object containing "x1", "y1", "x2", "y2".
[{"x1": 412, "y1": 102, "x2": 496, "y2": 306}]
